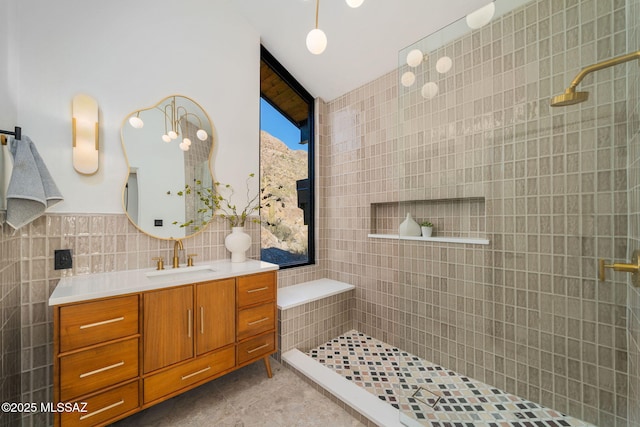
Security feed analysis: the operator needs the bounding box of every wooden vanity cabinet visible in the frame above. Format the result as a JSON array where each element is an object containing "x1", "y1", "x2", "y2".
[
  {"x1": 196, "y1": 278, "x2": 235, "y2": 355},
  {"x1": 143, "y1": 286, "x2": 193, "y2": 373},
  {"x1": 235, "y1": 272, "x2": 277, "y2": 372},
  {"x1": 142, "y1": 278, "x2": 237, "y2": 405},
  {"x1": 53, "y1": 271, "x2": 276, "y2": 426},
  {"x1": 53, "y1": 295, "x2": 141, "y2": 427},
  {"x1": 142, "y1": 279, "x2": 235, "y2": 371}
]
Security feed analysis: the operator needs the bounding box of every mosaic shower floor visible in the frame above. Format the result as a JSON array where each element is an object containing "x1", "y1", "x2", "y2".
[{"x1": 308, "y1": 330, "x2": 593, "y2": 427}]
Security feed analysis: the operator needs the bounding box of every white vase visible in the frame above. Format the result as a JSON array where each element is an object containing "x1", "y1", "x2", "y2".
[
  {"x1": 421, "y1": 226, "x2": 433, "y2": 237},
  {"x1": 225, "y1": 226, "x2": 251, "y2": 262},
  {"x1": 399, "y1": 213, "x2": 421, "y2": 236}
]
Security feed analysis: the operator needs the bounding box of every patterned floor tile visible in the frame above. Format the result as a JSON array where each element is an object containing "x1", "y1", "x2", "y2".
[{"x1": 309, "y1": 330, "x2": 594, "y2": 427}]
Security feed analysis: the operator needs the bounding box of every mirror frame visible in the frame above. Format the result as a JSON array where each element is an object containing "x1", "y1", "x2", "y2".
[{"x1": 120, "y1": 94, "x2": 215, "y2": 241}]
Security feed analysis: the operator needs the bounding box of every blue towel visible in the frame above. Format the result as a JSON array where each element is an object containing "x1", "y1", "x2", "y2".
[{"x1": 6, "y1": 135, "x2": 63, "y2": 229}]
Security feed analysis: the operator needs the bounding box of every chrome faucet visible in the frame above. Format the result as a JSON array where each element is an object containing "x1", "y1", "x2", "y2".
[{"x1": 173, "y1": 239, "x2": 183, "y2": 268}]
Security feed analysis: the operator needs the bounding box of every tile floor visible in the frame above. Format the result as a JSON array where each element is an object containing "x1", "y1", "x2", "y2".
[
  {"x1": 309, "y1": 331, "x2": 594, "y2": 427},
  {"x1": 111, "y1": 359, "x2": 364, "y2": 427}
]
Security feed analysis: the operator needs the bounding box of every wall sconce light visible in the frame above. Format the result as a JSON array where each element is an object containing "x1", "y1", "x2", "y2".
[{"x1": 72, "y1": 94, "x2": 99, "y2": 175}]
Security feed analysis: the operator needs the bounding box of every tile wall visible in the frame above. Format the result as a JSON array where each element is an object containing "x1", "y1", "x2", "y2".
[
  {"x1": 626, "y1": 0, "x2": 640, "y2": 424},
  {"x1": 277, "y1": 291, "x2": 355, "y2": 359},
  {"x1": 0, "y1": 213, "x2": 21, "y2": 427},
  {"x1": 321, "y1": 0, "x2": 630, "y2": 426}
]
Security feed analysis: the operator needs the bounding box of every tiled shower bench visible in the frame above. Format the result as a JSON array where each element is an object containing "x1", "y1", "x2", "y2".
[
  {"x1": 277, "y1": 279, "x2": 403, "y2": 426},
  {"x1": 276, "y1": 278, "x2": 355, "y2": 358}
]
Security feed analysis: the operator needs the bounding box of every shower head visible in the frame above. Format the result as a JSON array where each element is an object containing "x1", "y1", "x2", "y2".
[
  {"x1": 550, "y1": 50, "x2": 640, "y2": 107},
  {"x1": 550, "y1": 89, "x2": 589, "y2": 107}
]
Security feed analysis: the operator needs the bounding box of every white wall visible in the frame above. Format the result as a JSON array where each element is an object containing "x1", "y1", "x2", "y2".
[
  {"x1": 12, "y1": 0, "x2": 260, "y2": 213},
  {"x1": 0, "y1": 0, "x2": 17, "y2": 125}
]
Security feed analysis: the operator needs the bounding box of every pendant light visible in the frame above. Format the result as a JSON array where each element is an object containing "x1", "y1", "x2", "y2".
[
  {"x1": 306, "y1": 0, "x2": 327, "y2": 55},
  {"x1": 345, "y1": 0, "x2": 364, "y2": 8}
]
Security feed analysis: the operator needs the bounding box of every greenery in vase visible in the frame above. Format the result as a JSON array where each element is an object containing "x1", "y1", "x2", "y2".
[
  {"x1": 420, "y1": 221, "x2": 433, "y2": 227},
  {"x1": 172, "y1": 173, "x2": 283, "y2": 230}
]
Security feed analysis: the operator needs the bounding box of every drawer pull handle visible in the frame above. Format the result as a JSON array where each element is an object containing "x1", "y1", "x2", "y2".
[
  {"x1": 79, "y1": 361, "x2": 124, "y2": 378},
  {"x1": 79, "y1": 316, "x2": 124, "y2": 329},
  {"x1": 181, "y1": 366, "x2": 211, "y2": 380},
  {"x1": 78, "y1": 399, "x2": 124, "y2": 421},
  {"x1": 247, "y1": 317, "x2": 270, "y2": 326},
  {"x1": 200, "y1": 306, "x2": 204, "y2": 334},
  {"x1": 188, "y1": 309, "x2": 192, "y2": 338},
  {"x1": 247, "y1": 286, "x2": 269, "y2": 293},
  {"x1": 247, "y1": 343, "x2": 269, "y2": 354}
]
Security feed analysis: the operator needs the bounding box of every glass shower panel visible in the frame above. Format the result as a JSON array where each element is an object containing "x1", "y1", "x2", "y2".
[
  {"x1": 394, "y1": 1, "x2": 632, "y2": 426},
  {"x1": 626, "y1": 0, "x2": 640, "y2": 424}
]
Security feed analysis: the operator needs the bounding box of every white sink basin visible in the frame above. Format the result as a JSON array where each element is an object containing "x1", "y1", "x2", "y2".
[{"x1": 145, "y1": 264, "x2": 217, "y2": 278}]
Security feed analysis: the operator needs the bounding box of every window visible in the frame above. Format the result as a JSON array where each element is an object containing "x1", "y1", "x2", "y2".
[{"x1": 260, "y1": 46, "x2": 315, "y2": 268}]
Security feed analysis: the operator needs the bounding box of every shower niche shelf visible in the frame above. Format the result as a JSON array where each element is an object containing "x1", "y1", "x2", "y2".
[
  {"x1": 369, "y1": 197, "x2": 489, "y2": 245},
  {"x1": 367, "y1": 233, "x2": 489, "y2": 245}
]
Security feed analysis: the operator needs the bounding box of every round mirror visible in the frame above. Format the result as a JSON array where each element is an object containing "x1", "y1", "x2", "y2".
[{"x1": 121, "y1": 95, "x2": 214, "y2": 239}]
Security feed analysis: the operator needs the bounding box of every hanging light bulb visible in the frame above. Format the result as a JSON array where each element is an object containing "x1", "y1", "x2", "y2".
[
  {"x1": 128, "y1": 113, "x2": 144, "y2": 128},
  {"x1": 307, "y1": 29, "x2": 327, "y2": 55},
  {"x1": 345, "y1": 0, "x2": 364, "y2": 7},
  {"x1": 466, "y1": 2, "x2": 495, "y2": 29},
  {"x1": 307, "y1": 0, "x2": 327, "y2": 55},
  {"x1": 421, "y1": 82, "x2": 439, "y2": 99},
  {"x1": 183, "y1": 138, "x2": 192, "y2": 147},
  {"x1": 196, "y1": 129, "x2": 208, "y2": 141},
  {"x1": 406, "y1": 49, "x2": 425, "y2": 67},
  {"x1": 168, "y1": 130, "x2": 178, "y2": 140},
  {"x1": 179, "y1": 141, "x2": 189, "y2": 151},
  {"x1": 162, "y1": 134, "x2": 171, "y2": 143},
  {"x1": 401, "y1": 72, "x2": 416, "y2": 87},
  {"x1": 436, "y1": 56, "x2": 453, "y2": 74}
]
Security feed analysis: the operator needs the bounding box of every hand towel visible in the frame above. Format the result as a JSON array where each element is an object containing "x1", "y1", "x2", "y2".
[
  {"x1": 1, "y1": 143, "x2": 12, "y2": 211},
  {"x1": 6, "y1": 135, "x2": 63, "y2": 229}
]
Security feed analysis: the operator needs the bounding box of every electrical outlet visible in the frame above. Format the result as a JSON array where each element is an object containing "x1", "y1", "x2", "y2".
[{"x1": 54, "y1": 249, "x2": 73, "y2": 270}]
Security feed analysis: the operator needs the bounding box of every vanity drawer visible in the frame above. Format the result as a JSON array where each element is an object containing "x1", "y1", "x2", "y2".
[
  {"x1": 59, "y1": 295, "x2": 139, "y2": 352},
  {"x1": 143, "y1": 345, "x2": 235, "y2": 404},
  {"x1": 237, "y1": 302, "x2": 275, "y2": 340},
  {"x1": 237, "y1": 272, "x2": 276, "y2": 307},
  {"x1": 60, "y1": 338, "x2": 139, "y2": 401},
  {"x1": 237, "y1": 331, "x2": 276, "y2": 365},
  {"x1": 60, "y1": 381, "x2": 139, "y2": 427}
]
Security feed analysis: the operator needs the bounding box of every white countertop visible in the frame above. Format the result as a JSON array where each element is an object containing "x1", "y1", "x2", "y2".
[{"x1": 49, "y1": 259, "x2": 279, "y2": 306}]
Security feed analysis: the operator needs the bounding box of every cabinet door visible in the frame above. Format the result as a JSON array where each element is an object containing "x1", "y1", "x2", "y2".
[
  {"x1": 143, "y1": 286, "x2": 193, "y2": 373},
  {"x1": 196, "y1": 279, "x2": 235, "y2": 355}
]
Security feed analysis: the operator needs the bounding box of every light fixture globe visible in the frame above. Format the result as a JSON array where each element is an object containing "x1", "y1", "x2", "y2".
[
  {"x1": 401, "y1": 71, "x2": 416, "y2": 87},
  {"x1": 306, "y1": 28, "x2": 327, "y2": 54},
  {"x1": 345, "y1": 0, "x2": 364, "y2": 7},
  {"x1": 406, "y1": 49, "x2": 424, "y2": 67},
  {"x1": 421, "y1": 82, "x2": 439, "y2": 99},
  {"x1": 466, "y1": 2, "x2": 495, "y2": 29},
  {"x1": 436, "y1": 56, "x2": 453, "y2": 74},
  {"x1": 168, "y1": 130, "x2": 178, "y2": 140},
  {"x1": 179, "y1": 141, "x2": 189, "y2": 151},
  {"x1": 162, "y1": 134, "x2": 171, "y2": 143},
  {"x1": 183, "y1": 138, "x2": 192, "y2": 146},
  {"x1": 196, "y1": 129, "x2": 208, "y2": 141},
  {"x1": 128, "y1": 116, "x2": 144, "y2": 128}
]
